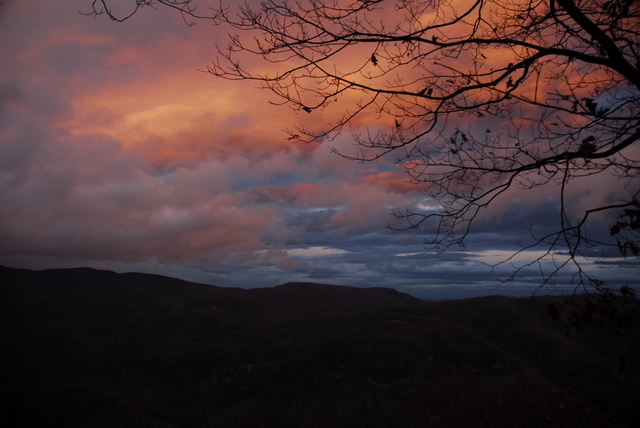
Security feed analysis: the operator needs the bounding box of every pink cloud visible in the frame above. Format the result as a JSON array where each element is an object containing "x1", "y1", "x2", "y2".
[
  {"x1": 0, "y1": 118, "x2": 279, "y2": 264},
  {"x1": 357, "y1": 171, "x2": 422, "y2": 194}
]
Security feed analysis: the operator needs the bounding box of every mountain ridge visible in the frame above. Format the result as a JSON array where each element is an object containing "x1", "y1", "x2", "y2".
[{"x1": 0, "y1": 265, "x2": 425, "y2": 318}]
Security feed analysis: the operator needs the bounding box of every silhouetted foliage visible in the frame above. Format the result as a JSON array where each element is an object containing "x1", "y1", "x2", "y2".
[
  {"x1": 547, "y1": 278, "x2": 640, "y2": 335},
  {"x1": 611, "y1": 199, "x2": 640, "y2": 257}
]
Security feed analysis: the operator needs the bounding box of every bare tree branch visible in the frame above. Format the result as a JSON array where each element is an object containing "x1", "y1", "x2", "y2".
[{"x1": 90, "y1": 0, "x2": 640, "y2": 292}]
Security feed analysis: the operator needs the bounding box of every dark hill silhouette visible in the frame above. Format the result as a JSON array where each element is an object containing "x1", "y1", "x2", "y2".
[
  {"x1": 0, "y1": 266, "x2": 424, "y2": 320},
  {"x1": 256, "y1": 281, "x2": 422, "y2": 315},
  {"x1": 1, "y1": 266, "x2": 638, "y2": 427}
]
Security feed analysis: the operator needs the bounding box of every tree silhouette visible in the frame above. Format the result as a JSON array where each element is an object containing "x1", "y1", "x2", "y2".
[{"x1": 88, "y1": 0, "x2": 640, "y2": 291}]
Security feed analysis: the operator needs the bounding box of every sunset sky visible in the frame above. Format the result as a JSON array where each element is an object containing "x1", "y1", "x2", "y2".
[{"x1": 2, "y1": 0, "x2": 638, "y2": 299}]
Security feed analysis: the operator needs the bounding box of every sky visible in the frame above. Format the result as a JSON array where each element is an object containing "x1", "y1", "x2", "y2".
[{"x1": 1, "y1": 0, "x2": 639, "y2": 299}]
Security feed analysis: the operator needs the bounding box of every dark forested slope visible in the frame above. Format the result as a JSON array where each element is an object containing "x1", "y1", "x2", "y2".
[{"x1": 1, "y1": 266, "x2": 638, "y2": 427}]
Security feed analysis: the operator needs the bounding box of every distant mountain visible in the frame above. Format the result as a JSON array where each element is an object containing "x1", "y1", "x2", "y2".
[
  {"x1": 0, "y1": 266, "x2": 423, "y2": 319},
  {"x1": 1, "y1": 266, "x2": 638, "y2": 427}
]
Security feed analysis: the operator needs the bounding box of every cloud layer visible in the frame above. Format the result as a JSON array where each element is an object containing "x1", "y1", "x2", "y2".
[{"x1": 1, "y1": 0, "x2": 637, "y2": 298}]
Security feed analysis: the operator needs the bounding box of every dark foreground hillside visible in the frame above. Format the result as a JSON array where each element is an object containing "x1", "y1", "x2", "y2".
[{"x1": 1, "y1": 266, "x2": 638, "y2": 427}]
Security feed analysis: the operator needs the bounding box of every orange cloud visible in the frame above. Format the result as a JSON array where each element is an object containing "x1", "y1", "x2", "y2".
[{"x1": 358, "y1": 171, "x2": 422, "y2": 194}]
